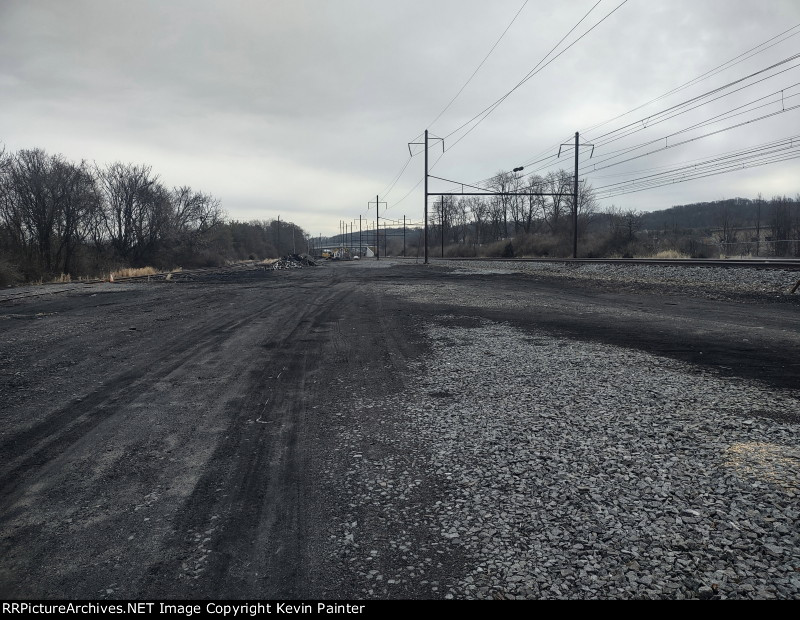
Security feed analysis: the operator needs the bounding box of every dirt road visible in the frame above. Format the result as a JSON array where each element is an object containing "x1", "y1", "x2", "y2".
[{"x1": 1, "y1": 261, "x2": 797, "y2": 599}]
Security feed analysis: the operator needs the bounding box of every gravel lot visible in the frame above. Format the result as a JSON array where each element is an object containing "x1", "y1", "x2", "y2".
[
  {"x1": 442, "y1": 259, "x2": 800, "y2": 299},
  {"x1": 322, "y1": 263, "x2": 799, "y2": 600},
  {"x1": 329, "y1": 313, "x2": 799, "y2": 600},
  {"x1": 2, "y1": 260, "x2": 797, "y2": 600}
]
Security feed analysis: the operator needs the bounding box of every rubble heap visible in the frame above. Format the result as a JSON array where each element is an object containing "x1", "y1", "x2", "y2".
[{"x1": 271, "y1": 254, "x2": 320, "y2": 270}]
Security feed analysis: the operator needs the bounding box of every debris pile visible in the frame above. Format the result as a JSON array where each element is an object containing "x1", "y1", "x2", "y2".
[{"x1": 271, "y1": 254, "x2": 320, "y2": 270}]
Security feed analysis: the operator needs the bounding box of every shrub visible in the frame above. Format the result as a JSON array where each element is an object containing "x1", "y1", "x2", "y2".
[{"x1": 0, "y1": 259, "x2": 22, "y2": 287}]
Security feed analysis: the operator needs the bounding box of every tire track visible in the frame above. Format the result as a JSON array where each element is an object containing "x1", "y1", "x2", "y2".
[
  {"x1": 0, "y1": 293, "x2": 288, "y2": 506},
  {"x1": 139, "y1": 283, "x2": 349, "y2": 598}
]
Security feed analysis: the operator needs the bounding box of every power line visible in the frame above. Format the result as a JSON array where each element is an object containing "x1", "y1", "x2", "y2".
[
  {"x1": 379, "y1": 155, "x2": 414, "y2": 202},
  {"x1": 595, "y1": 150, "x2": 800, "y2": 199},
  {"x1": 591, "y1": 76, "x2": 800, "y2": 151},
  {"x1": 582, "y1": 100, "x2": 800, "y2": 174},
  {"x1": 441, "y1": 0, "x2": 614, "y2": 147},
  {"x1": 387, "y1": 151, "x2": 446, "y2": 211},
  {"x1": 593, "y1": 136, "x2": 800, "y2": 193},
  {"x1": 583, "y1": 23, "x2": 800, "y2": 137},
  {"x1": 428, "y1": 0, "x2": 530, "y2": 131},
  {"x1": 588, "y1": 134, "x2": 800, "y2": 180},
  {"x1": 589, "y1": 54, "x2": 800, "y2": 146},
  {"x1": 484, "y1": 24, "x2": 800, "y2": 188},
  {"x1": 584, "y1": 86, "x2": 800, "y2": 168}
]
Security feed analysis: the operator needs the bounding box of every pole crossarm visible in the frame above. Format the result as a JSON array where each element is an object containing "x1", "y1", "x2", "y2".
[
  {"x1": 408, "y1": 135, "x2": 444, "y2": 157},
  {"x1": 559, "y1": 140, "x2": 595, "y2": 158},
  {"x1": 368, "y1": 200, "x2": 387, "y2": 217}
]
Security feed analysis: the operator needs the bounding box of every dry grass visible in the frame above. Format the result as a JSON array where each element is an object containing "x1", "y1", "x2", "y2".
[
  {"x1": 111, "y1": 266, "x2": 159, "y2": 279},
  {"x1": 651, "y1": 250, "x2": 691, "y2": 259},
  {"x1": 48, "y1": 273, "x2": 95, "y2": 284}
]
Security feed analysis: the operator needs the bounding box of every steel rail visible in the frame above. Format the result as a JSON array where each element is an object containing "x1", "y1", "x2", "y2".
[{"x1": 406, "y1": 256, "x2": 800, "y2": 269}]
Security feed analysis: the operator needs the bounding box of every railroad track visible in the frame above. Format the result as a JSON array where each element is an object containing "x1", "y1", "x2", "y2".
[{"x1": 415, "y1": 256, "x2": 800, "y2": 270}]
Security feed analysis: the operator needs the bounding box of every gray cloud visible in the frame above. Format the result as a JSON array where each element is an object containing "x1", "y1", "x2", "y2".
[{"x1": 1, "y1": 0, "x2": 799, "y2": 233}]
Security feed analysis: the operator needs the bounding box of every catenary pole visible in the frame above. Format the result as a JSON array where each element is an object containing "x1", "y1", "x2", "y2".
[
  {"x1": 424, "y1": 130, "x2": 428, "y2": 265},
  {"x1": 573, "y1": 131, "x2": 579, "y2": 259},
  {"x1": 376, "y1": 194, "x2": 380, "y2": 260}
]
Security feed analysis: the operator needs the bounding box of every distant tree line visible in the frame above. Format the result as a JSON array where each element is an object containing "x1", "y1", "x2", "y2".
[
  {"x1": 628, "y1": 195, "x2": 800, "y2": 258},
  {"x1": 365, "y1": 170, "x2": 799, "y2": 259},
  {"x1": 0, "y1": 146, "x2": 309, "y2": 285}
]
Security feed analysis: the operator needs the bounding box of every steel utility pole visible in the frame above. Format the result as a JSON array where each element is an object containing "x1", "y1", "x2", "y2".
[
  {"x1": 559, "y1": 132, "x2": 593, "y2": 259},
  {"x1": 367, "y1": 196, "x2": 386, "y2": 260},
  {"x1": 376, "y1": 195, "x2": 379, "y2": 260},
  {"x1": 441, "y1": 196, "x2": 445, "y2": 258},
  {"x1": 573, "y1": 132, "x2": 579, "y2": 259},
  {"x1": 359, "y1": 215, "x2": 362, "y2": 257},
  {"x1": 403, "y1": 215, "x2": 406, "y2": 257},
  {"x1": 424, "y1": 130, "x2": 429, "y2": 264},
  {"x1": 408, "y1": 130, "x2": 442, "y2": 264}
]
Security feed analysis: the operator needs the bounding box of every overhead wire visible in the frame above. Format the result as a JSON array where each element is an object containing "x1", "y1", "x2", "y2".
[
  {"x1": 428, "y1": 0, "x2": 530, "y2": 132},
  {"x1": 582, "y1": 100, "x2": 800, "y2": 174},
  {"x1": 377, "y1": 12, "x2": 800, "y2": 229},
  {"x1": 588, "y1": 54, "x2": 800, "y2": 146},
  {"x1": 588, "y1": 134, "x2": 800, "y2": 179},
  {"x1": 582, "y1": 22, "x2": 800, "y2": 137},
  {"x1": 440, "y1": 0, "x2": 617, "y2": 151},
  {"x1": 474, "y1": 24, "x2": 800, "y2": 189},
  {"x1": 593, "y1": 136, "x2": 800, "y2": 192},
  {"x1": 375, "y1": 1, "x2": 531, "y2": 207},
  {"x1": 595, "y1": 150, "x2": 800, "y2": 199}
]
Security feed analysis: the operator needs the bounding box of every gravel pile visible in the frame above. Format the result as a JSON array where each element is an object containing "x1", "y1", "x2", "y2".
[
  {"x1": 328, "y1": 316, "x2": 799, "y2": 599},
  {"x1": 447, "y1": 260, "x2": 800, "y2": 297}
]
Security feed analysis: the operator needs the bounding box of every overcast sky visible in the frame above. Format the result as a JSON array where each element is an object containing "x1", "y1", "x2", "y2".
[{"x1": 2, "y1": 0, "x2": 799, "y2": 235}]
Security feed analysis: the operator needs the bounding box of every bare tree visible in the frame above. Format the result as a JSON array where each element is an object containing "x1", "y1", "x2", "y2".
[
  {"x1": 522, "y1": 174, "x2": 547, "y2": 234},
  {"x1": 623, "y1": 209, "x2": 642, "y2": 242},
  {"x1": 489, "y1": 171, "x2": 515, "y2": 238},
  {"x1": 468, "y1": 196, "x2": 488, "y2": 245},
  {"x1": 754, "y1": 192, "x2": 763, "y2": 256},
  {"x1": 544, "y1": 170, "x2": 571, "y2": 233},
  {"x1": 96, "y1": 162, "x2": 161, "y2": 262},
  {"x1": 51, "y1": 158, "x2": 100, "y2": 274},
  {"x1": 715, "y1": 201, "x2": 737, "y2": 252},
  {"x1": 169, "y1": 186, "x2": 224, "y2": 252},
  {"x1": 771, "y1": 195, "x2": 792, "y2": 256}
]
